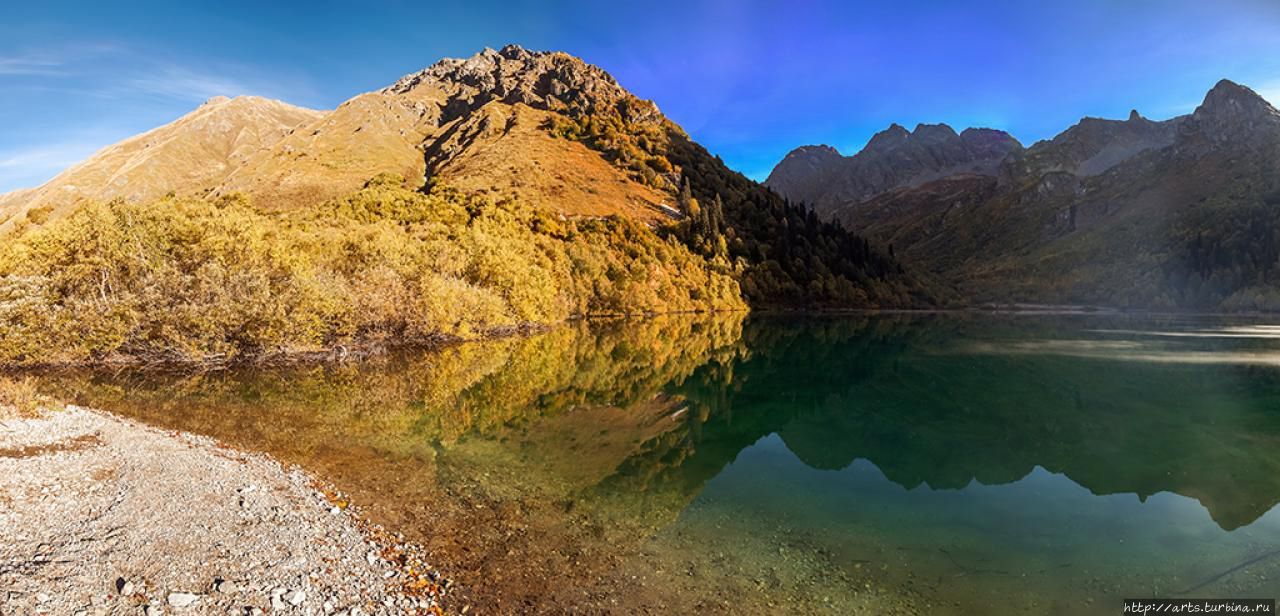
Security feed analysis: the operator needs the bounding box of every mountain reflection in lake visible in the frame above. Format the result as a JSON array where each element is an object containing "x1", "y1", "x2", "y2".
[{"x1": 44, "y1": 314, "x2": 1280, "y2": 614}]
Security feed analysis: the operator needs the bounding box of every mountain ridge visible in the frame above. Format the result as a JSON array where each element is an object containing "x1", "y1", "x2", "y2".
[
  {"x1": 765, "y1": 121, "x2": 1022, "y2": 220},
  {"x1": 773, "y1": 79, "x2": 1280, "y2": 310},
  {"x1": 0, "y1": 96, "x2": 323, "y2": 231}
]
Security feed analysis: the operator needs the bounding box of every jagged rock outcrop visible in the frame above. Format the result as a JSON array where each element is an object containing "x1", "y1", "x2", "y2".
[
  {"x1": 384, "y1": 45, "x2": 661, "y2": 125},
  {"x1": 765, "y1": 123, "x2": 1022, "y2": 219}
]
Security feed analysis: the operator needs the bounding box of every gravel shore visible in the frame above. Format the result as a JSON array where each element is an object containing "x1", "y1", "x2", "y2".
[{"x1": 0, "y1": 406, "x2": 448, "y2": 615}]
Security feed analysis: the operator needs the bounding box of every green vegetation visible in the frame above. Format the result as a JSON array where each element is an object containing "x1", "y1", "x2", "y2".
[
  {"x1": 546, "y1": 97, "x2": 934, "y2": 308},
  {"x1": 1162, "y1": 192, "x2": 1280, "y2": 311},
  {"x1": 0, "y1": 176, "x2": 743, "y2": 366},
  {"x1": 951, "y1": 185, "x2": 1280, "y2": 312}
]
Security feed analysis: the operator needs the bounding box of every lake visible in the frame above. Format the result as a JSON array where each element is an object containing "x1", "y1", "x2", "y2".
[{"x1": 43, "y1": 314, "x2": 1280, "y2": 614}]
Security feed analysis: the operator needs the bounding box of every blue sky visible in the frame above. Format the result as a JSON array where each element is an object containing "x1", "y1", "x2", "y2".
[{"x1": 2, "y1": 0, "x2": 1279, "y2": 191}]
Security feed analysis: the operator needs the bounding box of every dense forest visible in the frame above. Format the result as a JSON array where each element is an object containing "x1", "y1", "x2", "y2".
[{"x1": 1160, "y1": 191, "x2": 1280, "y2": 311}]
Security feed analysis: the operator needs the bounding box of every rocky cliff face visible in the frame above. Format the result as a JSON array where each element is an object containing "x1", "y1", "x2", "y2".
[
  {"x1": 765, "y1": 123, "x2": 1022, "y2": 219},
  {"x1": 385, "y1": 45, "x2": 660, "y2": 125},
  {"x1": 1001, "y1": 111, "x2": 1178, "y2": 180},
  {"x1": 1176, "y1": 79, "x2": 1280, "y2": 152}
]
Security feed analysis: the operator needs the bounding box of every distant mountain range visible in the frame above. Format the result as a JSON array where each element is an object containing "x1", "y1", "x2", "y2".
[
  {"x1": 767, "y1": 80, "x2": 1280, "y2": 310},
  {"x1": 766, "y1": 124, "x2": 1022, "y2": 219}
]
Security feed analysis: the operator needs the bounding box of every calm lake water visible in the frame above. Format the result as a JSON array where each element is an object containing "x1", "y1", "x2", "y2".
[{"x1": 44, "y1": 314, "x2": 1280, "y2": 614}]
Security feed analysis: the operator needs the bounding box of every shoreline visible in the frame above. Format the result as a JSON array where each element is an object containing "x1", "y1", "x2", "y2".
[
  {"x1": 0, "y1": 405, "x2": 452, "y2": 615},
  {"x1": 8, "y1": 306, "x2": 1279, "y2": 373}
]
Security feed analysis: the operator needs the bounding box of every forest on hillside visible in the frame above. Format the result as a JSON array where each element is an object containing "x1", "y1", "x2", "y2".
[{"x1": 546, "y1": 105, "x2": 935, "y2": 308}]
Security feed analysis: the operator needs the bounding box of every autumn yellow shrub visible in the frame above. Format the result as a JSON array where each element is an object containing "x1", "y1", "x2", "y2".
[
  {"x1": 24, "y1": 205, "x2": 53, "y2": 225},
  {"x1": 0, "y1": 376, "x2": 55, "y2": 418},
  {"x1": 0, "y1": 179, "x2": 745, "y2": 365}
]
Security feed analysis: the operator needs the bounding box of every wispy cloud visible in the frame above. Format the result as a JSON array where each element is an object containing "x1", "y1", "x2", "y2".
[
  {"x1": 0, "y1": 140, "x2": 111, "y2": 192},
  {"x1": 0, "y1": 142, "x2": 99, "y2": 170},
  {"x1": 0, "y1": 40, "x2": 323, "y2": 192},
  {"x1": 126, "y1": 63, "x2": 277, "y2": 103},
  {"x1": 0, "y1": 54, "x2": 64, "y2": 76},
  {"x1": 0, "y1": 42, "x2": 314, "y2": 104}
]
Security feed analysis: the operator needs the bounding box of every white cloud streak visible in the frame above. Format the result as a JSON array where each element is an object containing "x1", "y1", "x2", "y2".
[
  {"x1": 0, "y1": 140, "x2": 111, "y2": 192},
  {"x1": 0, "y1": 42, "x2": 312, "y2": 104},
  {"x1": 0, "y1": 42, "x2": 318, "y2": 191},
  {"x1": 0, "y1": 54, "x2": 65, "y2": 76},
  {"x1": 127, "y1": 65, "x2": 264, "y2": 102}
]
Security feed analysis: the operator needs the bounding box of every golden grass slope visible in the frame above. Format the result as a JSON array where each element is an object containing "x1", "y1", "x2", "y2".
[
  {"x1": 214, "y1": 90, "x2": 442, "y2": 209},
  {"x1": 0, "y1": 96, "x2": 322, "y2": 232},
  {"x1": 216, "y1": 47, "x2": 678, "y2": 220},
  {"x1": 424, "y1": 102, "x2": 673, "y2": 224},
  {"x1": 1, "y1": 47, "x2": 682, "y2": 230}
]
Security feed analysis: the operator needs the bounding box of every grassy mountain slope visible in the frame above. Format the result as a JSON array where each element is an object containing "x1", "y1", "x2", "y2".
[
  {"x1": 0, "y1": 96, "x2": 322, "y2": 233},
  {"x1": 423, "y1": 101, "x2": 671, "y2": 222}
]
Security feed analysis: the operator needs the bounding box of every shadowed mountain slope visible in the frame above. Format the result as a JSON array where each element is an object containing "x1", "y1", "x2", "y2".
[{"x1": 769, "y1": 80, "x2": 1280, "y2": 310}]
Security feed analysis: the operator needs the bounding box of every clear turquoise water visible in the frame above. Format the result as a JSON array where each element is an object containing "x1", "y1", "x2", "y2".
[{"x1": 49, "y1": 314, "x2": 1280, "y2": 614}]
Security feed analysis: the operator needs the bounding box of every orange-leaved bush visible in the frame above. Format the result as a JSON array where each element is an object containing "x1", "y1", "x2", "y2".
[{"x1": 0, "y1": 177, "x2": 744, "y2": 365}]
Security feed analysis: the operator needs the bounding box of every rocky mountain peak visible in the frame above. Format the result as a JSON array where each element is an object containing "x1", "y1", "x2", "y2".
[
  {"x1": 782, "y1": 144, "x2": 843, "y2": 162},
  {"x1": 1008, "y1": 108, "x2": 1179, "y2": 178},
  {"x1": 763, "y1": 145, "x2": 845, "y2": 207},
  {"x1": 865, "y1": 123, "x2": 912, "y2": 151},
  {"x1": 1197, "y1": 79, "x2": 1275, "y2": 115},
  {"x1": 767, "y1": 121, "x2": 1021, "y2": 218},
  {"x1": 383, "y1": 44, "x2": 654, "y2": 126},
  {"x1": 1193, "y1": 80, "x2": 1278, "y2": 127},
  {"x1": 959, "y1": 128, "x2": 1023, "y2": 158},
  {"x1": 912, "y1": 123, "x2": 959, "y2": 143},
  {"x1": 1180, "y1": 79, "x2": 1280, "y2": 149}
]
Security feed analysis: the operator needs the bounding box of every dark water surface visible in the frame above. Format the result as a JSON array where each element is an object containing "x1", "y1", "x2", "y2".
[{"x1": 44, "y1": 314, "x2": 1280, "y2": 614}]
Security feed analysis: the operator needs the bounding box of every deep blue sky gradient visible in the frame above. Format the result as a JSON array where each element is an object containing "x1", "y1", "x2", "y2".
[{"x1": 2, "y1": 0, "x2": 1279, "y2": 191}]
